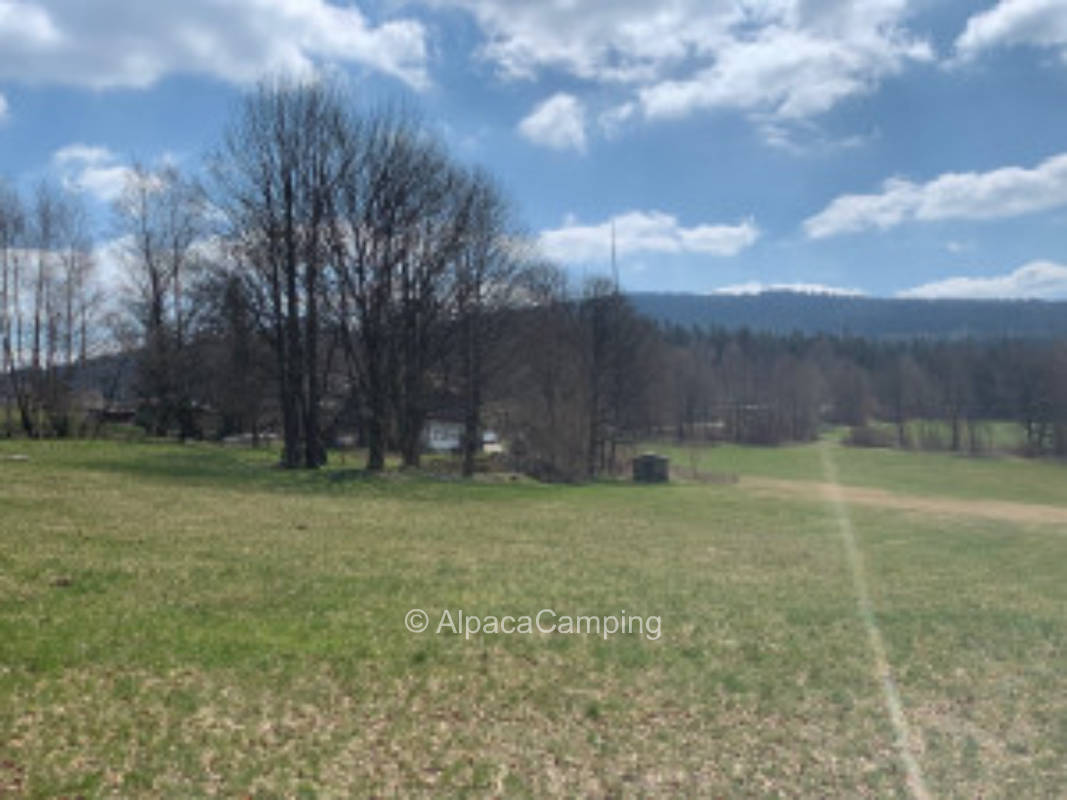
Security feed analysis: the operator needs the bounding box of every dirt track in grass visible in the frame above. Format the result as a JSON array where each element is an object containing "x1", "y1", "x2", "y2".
[{"x1": 739, "y1": 476, "x2": 1067, "y2": 528}]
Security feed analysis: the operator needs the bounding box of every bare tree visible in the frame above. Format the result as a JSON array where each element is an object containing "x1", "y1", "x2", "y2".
[
  {"x1": 51, "y1": 190, "x2": 95, "y2": 434},
  {"x1": 215, "y1": 78, "x2": 350, "y2": 467},
  {"x1": 881, "y1": 352, "x2": 931, "y2": 448},
  {"x1": 1051, "y1": 342, "x2": 1067, "y2": 457},
  {"x1": 504, "y1": 264, "x2": 588, "y2": 481},
  {"x1": 27, "y1": 182, "x2": 67, "y2": 434},
  {"x1": 928, "y1": 342, "x2": 975, "y2": 452},
  {"x1": 0, "y1": 179, "x2": 25, "y2": 436},
  {"x1": 665, "y1": 344, "x2": 707, "y2": 442},
  {"x1": 0, "y1": 181, "x2": 99, "y2": 437},
  {"x1": 719, "y1": 339, "x2": 751, "y2": 441},
  {"x1": 828, "y1": 358, "x2": 874, "y2": 427},
  {"x1": 576, "y1": 277, "x2": 656, "y2": 475},
  {"x1": 197, "y1": 268, "x2": 271, "y2": 441},
  {"x1": 452, "y1": 170, "x2": 525, "y2": 476},
  {"x1": 580, "y1": 277, "x2": 612, "y2": 477},
  {"x1": 29, "y1": 183, "x2": 58, "y2": 376},
  {"x1": 329, "y1": 109, "x2": 471, "y2": 470},
  {"x1": 115, "y1": 163, "x2": 208, "y2": 439},
  {"x1": 392, "y1": 145, "x2": 469, "y2": 468}
]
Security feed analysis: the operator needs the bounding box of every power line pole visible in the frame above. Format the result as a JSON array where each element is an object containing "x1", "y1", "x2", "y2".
[{"x1": 611, "y1": 217, "x2": 619, "y2": 293}]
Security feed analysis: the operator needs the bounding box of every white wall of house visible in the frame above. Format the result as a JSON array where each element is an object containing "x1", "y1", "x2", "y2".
[
  {"x1": 422, "y1": 419, "x2": 503, "y2": 453},
  {"x1": 424, "y1": 419, "x2": 464, "y2": 452}
]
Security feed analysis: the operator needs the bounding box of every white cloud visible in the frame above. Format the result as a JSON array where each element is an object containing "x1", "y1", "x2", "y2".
[
  {"x1": 956, "y1": 0, "x2": 1067, "y2": 61},
  {"x1": 435, "y1": 0, "x2": 930, "y2": 142},
  {"x1": 804, "y1": 152, "x2": 1067, "y2": 238},
  {"x1": 0, "y1": 0, "x2": 428, "y2": 90},
  {"x1": 94, "y1": 232, "x2": 227, "y2": 295},
  {"x1": 757, "y1": 117, "x2": 876, "y2": 155},
  {"x1": 54, "y1": 143, "x2": 112, "y2": 166},
  {"x1": 539, "y1": 210, "x2": 759, "y2": 263},
  {"x1": 92, "y1": 234, "x2": 129, "y2": 292},
  {"x1": 52, "y1": 144, "x2": 135, "y2": 203},
  {"x1": 0, "y1": 1, "x2": 62, "y2": 45},
  {"x1": 713, "y1": 281, "x2": 864, "y2": 296},
  {"x1": 517, "y1": 93, "x2": 587, "y2": 152},
  {"x1": 0, "y1": 91, "x2": 7, "y2": 122},
  {"x1": 640, "y1": 24, "x2": 930, "y2": 123},
  {"x1": 426, "y1": 0, "x2": 731, "y2": 84},
  {"x1": 898, "y1": 260, "x2": 1067, "y2": 299}
]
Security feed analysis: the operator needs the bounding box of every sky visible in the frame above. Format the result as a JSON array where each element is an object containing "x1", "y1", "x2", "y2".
[{"x1": 3, "y1": 0, "x2": 1067, "y2": 298}]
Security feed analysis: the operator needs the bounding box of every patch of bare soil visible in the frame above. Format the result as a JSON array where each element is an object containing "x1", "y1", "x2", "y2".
[{"x1": 740, "y1": 476, "x2": 1067, "y2": 527}]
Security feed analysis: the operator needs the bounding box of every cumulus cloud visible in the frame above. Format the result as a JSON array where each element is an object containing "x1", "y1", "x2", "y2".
[
  {"x1": 640, "y1": 24, "x2": 930, "y2": 122},
  {"x1": 52, "y1": 144, "x2": 136, "y2": 203},
  {"x1": 956, "y1": 0, "x2": 1067, "y2": 61},
  {"x1": 0, "y1": 91, "x2": 7, "y2": 122},
  {"x1": 804, "y1": 152, "x2": 1067, "y2": 238},
  {"x1": 425, "y1": 0, "x2": 730, "y2": 83},
  {"x1": 713, "y1": 281, "x2": 865, "y2": 296},
  {"x1": 0, "y1": 0, "x2": 428, "y2": 90},
  {"x1": 539, "y1": 210, "x2": 759, "y2": 264},
  {"x1": 434, "y1": 0, "x2": 930, "y2": 144},
  {"x1": 517, "y1": 93, "x2": 587, "y2": 152},
  {"x1": 898, "y1": 260, "x2": 1067, "y2": 299}
]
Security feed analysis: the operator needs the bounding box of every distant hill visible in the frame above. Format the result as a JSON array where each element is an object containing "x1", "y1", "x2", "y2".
[{"x1": 628, "y1": 291, "x2": 1067, "y2": 340}]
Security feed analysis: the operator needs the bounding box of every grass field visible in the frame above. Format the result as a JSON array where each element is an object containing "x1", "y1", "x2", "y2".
[
  {"x1": 1, "y1": 439, "x2": 1065, "y2": 797},
  {"x1": 654, "y1": 432, "x2": 1067, "y2": 508}
]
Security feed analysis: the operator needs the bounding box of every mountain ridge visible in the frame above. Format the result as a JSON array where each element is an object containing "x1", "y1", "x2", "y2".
[{"x1": 628, "y1": 291, "x2": 1067, "y2": 339}]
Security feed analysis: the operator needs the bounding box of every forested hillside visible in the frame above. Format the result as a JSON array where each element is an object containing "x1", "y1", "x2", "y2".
[{"x1": 630, "y1": 291, "x2": 1067, "y2": 339}]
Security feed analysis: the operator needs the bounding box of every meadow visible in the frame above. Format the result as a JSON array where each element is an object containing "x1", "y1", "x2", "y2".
[{"x1": 1, "y1": 438, "x2": 1065, "y2": 797}]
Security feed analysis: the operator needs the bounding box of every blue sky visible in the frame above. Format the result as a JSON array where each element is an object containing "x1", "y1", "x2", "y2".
[{"x1": 3, "y1": 0, "x2": 1067, "y2": 298}]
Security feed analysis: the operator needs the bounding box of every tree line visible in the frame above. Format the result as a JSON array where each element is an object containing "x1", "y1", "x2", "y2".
[
  {"x1": 657, "y1": 325, "x2": 1067, "y2": 456},
  {"x1": 0, "y1": 180, "x2": 100, "y2": 438},
  {"x1": 2, "y1": 80, "x2": 1066, "y2": 477},
  {"x1": 123, "y1": 81, "x2": 541, "y2": 475},
  {"x1": 0, "y1": 80, "x2": 660, "y2": 480}
]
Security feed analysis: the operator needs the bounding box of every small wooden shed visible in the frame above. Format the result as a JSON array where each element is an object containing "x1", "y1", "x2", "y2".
[{"x1": 633, "y1": 453, "x2": 669, "y2": 483}]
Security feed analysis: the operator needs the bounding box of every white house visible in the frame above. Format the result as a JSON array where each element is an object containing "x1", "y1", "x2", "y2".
[
  {"x1": 422, "y1": 416, "x2": 502, "y2": 453},
  {"x1": 423, "y1": 417, "x2": 464, "y2": 452}
]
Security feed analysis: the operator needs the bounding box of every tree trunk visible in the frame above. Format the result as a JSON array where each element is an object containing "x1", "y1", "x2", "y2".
[
  {"x1": 365, "y1": 336, "x2": 387, "y2": 471},
  {"x1": 366, "y1": 406, "x2": 386, "y2": 471},
  {"x1": 461, "y1": 310, "x2": 481, "y2": 478},
  {"x1": 303, "y1": 260, "x2": 325, "y2": 468},
  {"x1": 282, "y1": 176, "x2": 304, "y2": 468}
]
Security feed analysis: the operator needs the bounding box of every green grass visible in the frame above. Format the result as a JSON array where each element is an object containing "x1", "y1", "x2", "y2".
[
  {"x1": 857, "y1": 419, "x2": 1028, "y2": 453},
  {"x1": 1, "y1": 439, "x2": 1065, "y2": 797},
  {"x1": 654, "y1": 433, "x2": 1067, "y2": 507}
]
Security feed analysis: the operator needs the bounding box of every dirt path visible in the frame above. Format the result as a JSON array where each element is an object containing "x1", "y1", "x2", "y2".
[{"x1": 740, "y1": 475, "x2": 1067, "y2": 528}]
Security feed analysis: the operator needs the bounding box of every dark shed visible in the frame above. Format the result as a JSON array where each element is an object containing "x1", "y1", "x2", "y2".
[{"x1": 633, "y1": 453, "x2": 669, "y2": 483}]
